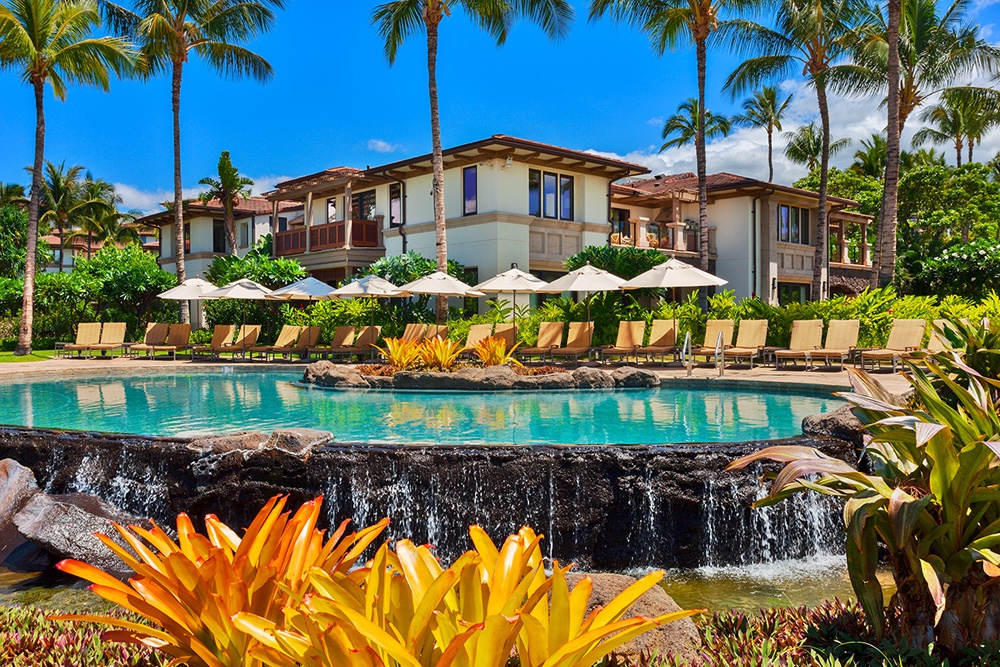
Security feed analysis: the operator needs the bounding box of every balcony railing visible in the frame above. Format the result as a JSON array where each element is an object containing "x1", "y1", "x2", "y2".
[{"x1": 275, "y1": 219, "x2": 380, "y2": 256}]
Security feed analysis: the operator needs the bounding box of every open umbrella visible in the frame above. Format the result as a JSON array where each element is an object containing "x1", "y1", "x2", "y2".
[
  {"x1": 330, "y1": 275, "x2": 408, "y2": 327},
  {"x1": 266, "y1": 276, "x2": 336, "y2": 301},
  {"x1": 474, "y1": 267, "x2": 547, "y2": 324},
  {"x1": 158, "y1": 278, "x2": 216, "y2": 300},
  {"x1": 536, "y1": 263, "x2": 625, "y2": 322},
  {"x1": 200, "y1": 279, "x2": 274, "y2": 331},
  {"x1": 621, "y1": 257, "x2": 728, "y2": 291},
  {"x1": 400, "y1": 271, "x2": 485, "y2": 298}
]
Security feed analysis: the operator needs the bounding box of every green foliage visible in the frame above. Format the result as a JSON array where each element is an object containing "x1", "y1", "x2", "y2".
[
  {"x1": 794, "y1": 167, "x2": 883, "y2": 219},
  {"x1": 565, "y1": 245, "x2": 668, "y2": 280},
  {"x1": 898, "y1": 163, "x2": 1000, "y2": 248},
  {"x1": 0, "y1": 204, "x2": 53, "y2": 278},
  {"x1": 910, "y1": 240, "x2": 1000, "y2": 301}
]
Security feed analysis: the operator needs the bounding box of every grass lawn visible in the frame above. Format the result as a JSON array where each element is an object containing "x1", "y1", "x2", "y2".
[{"x1": 0, "y1": 349, "x2": 56, "y2": 363}]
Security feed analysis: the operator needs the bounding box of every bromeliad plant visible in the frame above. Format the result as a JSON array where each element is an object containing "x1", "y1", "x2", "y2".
[
  {"x1": 473, "y1": 336, "x2": 521, "y2": 367},
  {"x1": 55, "y1": 496, "x2": 388, "y2": 667},
  {"x1": 374, "y1": 337, "x2": 423, "y2": 370},
  {"x1": 419, "y1": 336, "x2": 463, "y2": 371},
  {"x1": 727, "y1": 355, "x2": 1000, "y2": 657}
]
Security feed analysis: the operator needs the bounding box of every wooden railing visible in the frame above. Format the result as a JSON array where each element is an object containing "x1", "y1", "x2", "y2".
[
  {"x1": 275, "y1": 219, "x2": 380, "y2": 256},
  {"x1": 275, "y1": 229, "x2": 306, "y2": 256}
]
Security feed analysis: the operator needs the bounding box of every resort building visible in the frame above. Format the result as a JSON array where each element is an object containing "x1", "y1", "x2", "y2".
[{"x1": 143, "y1": 134, "x2": 874, "y2": 304}]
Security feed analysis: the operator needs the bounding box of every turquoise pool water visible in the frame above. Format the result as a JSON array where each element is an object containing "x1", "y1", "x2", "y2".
[{"x1": 0, "y1": 371, "x2": 841, "y2": 444}]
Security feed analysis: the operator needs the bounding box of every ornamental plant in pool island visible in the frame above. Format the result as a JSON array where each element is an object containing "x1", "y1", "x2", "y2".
[{"x1": 728, "y1": 324, "x2": 1000, "y2": 657}]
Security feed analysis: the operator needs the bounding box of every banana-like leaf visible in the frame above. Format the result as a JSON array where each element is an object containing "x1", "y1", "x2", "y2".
[{"x1": 888, "y1": 488, "x2": 931, "y2": 551}]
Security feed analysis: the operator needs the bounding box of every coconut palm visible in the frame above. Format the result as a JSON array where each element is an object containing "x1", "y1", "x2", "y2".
[
  {"x1": 0, "y1": 0, "x2": 133, "y2": 354},
  {"x1": 68, "y1": 208, "x2": 140, "y2": 251},
  {"x1": 101, "y1": 0, "x2": 284, "y2": 323},
  {"x1": 899, "y1": 146, "x2": 945, "y2": 170},
  {"x1": 910, "y1": 89, "x2": 992, "y2": 165},
  {"x1": 38, "y1": 160, "x2": 85, "y2": 271},
  {"x1": 0, "y1": 182, "x2": 26, "y2": 208},
  {"x1": 591, "y1": 0, "x2": 754, "y2": 295},
  {"x1": 75, "y1": 172, "x2": 121, "y2": 259},
  {"x1": 851, "y1": 133, "x2": 887, "y2": 178},
  {"x1": 198, "y1": 150, "x2": 253, "y2": 256},
  {"x1": 725, "y1": 0, "x2": 861, "y2": 299},
  {"x1": 783, "y1": 122, "x2": 852, "y2": 172},
  {"x1": 731, "y1": 86, "x2": 793, "y2": 181},
  {"x1": 372, "y1": 0, "x2": 573, "y2": 323},
  {"x1": 660, "y1": 98, "x2": 731, "y2": 151}
]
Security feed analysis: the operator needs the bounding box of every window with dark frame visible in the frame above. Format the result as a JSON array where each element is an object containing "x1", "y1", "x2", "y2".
[
  {"x1": 528, "y1": 169, "x2": 541, "y2": 217},
  {"x1": 327, "y1": 197, "x2": 337, "y2": 223},
  {"x1": 463, "y1": 166, "x2": 477, "y2": 216},
  {"x1": 183, "y1": 223, "x2": 190, "y2": 254},
  {"x1": 542, "y1": 172, "x2": 558, "y2": 219},
  {"x1": 351, "y1": 190, "x2": 377, "y2": 221},
  {"x1": 559, "y1": 175, "x2": 573, "y2": 221},
  {"x1": 212, "y1": 219, "x2": 227, "y2": 253},
  {"x1": 277, "y1": 216, "x2": 288, "y2": 233},
  {"x1": 389, "y1": 183, "x2": 403, "y2": 227},
  {"x1": 610, "y1": 208, "x2": 632, "y2": 242},
  {"x1": 778, "y1": 205, "x2": 811, "y2": 245}
]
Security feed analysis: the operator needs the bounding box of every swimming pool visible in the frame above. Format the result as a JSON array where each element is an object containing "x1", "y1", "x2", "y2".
[{"x1": 0, "y1": 371, "x2": 841, "y2": 445}]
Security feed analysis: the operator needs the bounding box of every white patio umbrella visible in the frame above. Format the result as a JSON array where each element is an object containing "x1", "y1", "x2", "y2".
[
  {"x1": 266, "y1": 276, "x2": 336, "y2": 301},
  {"x1": 536, "y1": 263, "x2": 625, "y2": 321},
  {"x1": 330, "y1": 275, "x2": 409, "y2": 327},
  {"x1": 620, "y1": 257, "x2": 728, "y2": 291},
  {"x1": 200, "y1": 279, "x2": 274, "y2": 331},
  {"x1": 400, "y1": 271, "x2": 485, "y2": 298},
  {"x1": 473, "y1": 267, "x2": 548, "y2": 322},
  {"x1": 157, "y1": 278, "x2": 216, "y2": 300}
]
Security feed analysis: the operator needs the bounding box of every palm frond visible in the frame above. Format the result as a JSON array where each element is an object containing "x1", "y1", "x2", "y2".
[
  {"x1": 195, "y1": 41, "x2": 272, "y2": 81},
  {"x1": 371, "y1": 0, "x2": 424, "y2": 65}
]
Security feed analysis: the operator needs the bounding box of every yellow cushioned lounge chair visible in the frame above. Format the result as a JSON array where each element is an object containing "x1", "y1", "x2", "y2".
[
  {"x1": 517, "y1": 321, "x2": 564, "y2": 363},
  {"x1": 152, "y1": 323, "x2": 192, "y2": 360},
  {"x1": 63, "y1": 322, "x2": 102, "y2": 358},
  {"x1": 460, "y1": 324, "x2": 495, "y2": 355},
  {"x1": 308, "y1": 326, "x2": 356, "y2": 360},
  {"x1": 249, "y1": 325, "x2": 301, "y2": 361},
  {"x1": 690, "y1": 319, "x2": 735, "y2": 365},
  {"x1": 128, "y1": 322, "x2": 170, "y2": 358},
  {"x1": 425, "y1": 325, "x2": 449, "y2": 340},
  {"x1": 600, "y1": 320, "x2": 645, "y2": 365},
  {"x1": 192, "y1": 324, "x2": 236, "y2": 360},
  {"x1": 333, "y1": 325, "x2": 381, "y2": 362},
  {"x1": 773, "y1": 320, "x2": 824, "y2": 368},
  {"x1": 551, "y1": 321, "x2": 594, "y2": 367},
  {"x1": 88, "y1": 322, "x2": 127, "y2": 358},
  {"x1": 638, "y1": 319, "x2": 677, "y2": 366},
  {"x1": 400, "y1": 323, "x2": 428, "y2": 343},
  {"x1": 804, "y1": 319, "x2": 860, "y2": 370},
  {"x1": 723, "y1": 319, "x2": 769, "y2": 368},
  {"x1": 860, "y1": 319, "x2": 926, "y2": 372}
]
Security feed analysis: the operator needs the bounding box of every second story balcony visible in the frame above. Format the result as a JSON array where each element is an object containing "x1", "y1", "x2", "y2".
[{"x1": 275, "y1": 218, "x2": 380, "y2": 257}]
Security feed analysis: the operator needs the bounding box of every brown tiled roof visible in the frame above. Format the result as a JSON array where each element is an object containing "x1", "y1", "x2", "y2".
[
  {"x1": 136, "y1": 197, "x2": 299, "y2": 227},
  {"x1": 613, "y1": 172, "x2": 861, "y2": 208},
  {"x1": 40, "y1": 234, "x2": 104, "y2": 251}
]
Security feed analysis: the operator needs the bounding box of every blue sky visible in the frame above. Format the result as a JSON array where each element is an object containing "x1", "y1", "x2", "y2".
[{"x1": 1, "y1": 0, "x2": 998, "y2": 211}]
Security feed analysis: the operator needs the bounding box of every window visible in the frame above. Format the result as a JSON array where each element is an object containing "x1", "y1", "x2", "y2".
[
  {"x1": 543, "y1": 172, "x2": 558, "y2": 219},
  {"x1": 528, "y1": 169, "x2": 541, "y2": 217},
  {"x1": 778, "y1": 283, "x2": 811, "y2": 305},
  {"x1": 183, "y1": 223, "x2": 190, "y2": 254},
  {"x1": 351, "y1": 190, "x2": 377, "y2": 221},
  {"x1": 213, "y1": 219, "x2": 227, "y2": 253},
  {"x1": 239, "y1": 222, "x2": 249, "y2": 247},
  {"x1": 389, "y1": 183, "x2": 404, "y2": 227},
  {"x1": 610, "y1": 208, "x2": 632, "y2": 244},
  {"x1": 277, "y1": 216, "x2": 288, "y2": 233},
  {"x1": 327, "y1": 197, "x2": 337, "y2": 223},
  {"x1": 559, "y1": 175, "x2": 574, "y2": 221},
  {"x1": 463, "y1": 166, "x2": 477, "y2": 216},
  {"x1": 778, "y1": 205, "x2": 811, "y2": 245}
]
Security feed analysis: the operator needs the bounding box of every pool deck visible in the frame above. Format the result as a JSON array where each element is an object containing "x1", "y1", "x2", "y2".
[{"x1": 0, "y1": 354, "x2": 913, "y2": 395}]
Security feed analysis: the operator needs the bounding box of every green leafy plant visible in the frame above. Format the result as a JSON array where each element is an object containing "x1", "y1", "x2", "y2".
[
  {"x1": 374, "y1": 337, "x2": 423, "y2": 370},
  {"x1": 419, "y1": 336, "x2": 463, "y2": 371},
  {"x1": 473, "y1": 336, "x2": 521, "y2": 367}
]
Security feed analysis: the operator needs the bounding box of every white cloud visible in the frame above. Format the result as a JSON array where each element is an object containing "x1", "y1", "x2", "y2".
[
  {"x1": 589, "y1": 77, "x2": 1000, "y2": 186},
  {"x1": 116, "y1": 173, "x2": 294, "y2": 216},
  {"x1": 367, "y1": 138, "x2": 403, "y2": 154},
  {"x1": 647, "y1": 116, "x2": 664, "y2": 127}
]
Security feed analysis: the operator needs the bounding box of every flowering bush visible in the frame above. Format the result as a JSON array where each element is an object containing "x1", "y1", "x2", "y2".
[{"x1": 912, "y1": 240, "x2": 1000, "y2": 301}]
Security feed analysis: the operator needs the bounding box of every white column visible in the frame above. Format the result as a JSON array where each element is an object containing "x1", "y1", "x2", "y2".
[
  {"x1": 271, "y1": 200, "x2": 279, "y2": 258},
  {"x1": 304, "y1": 192, "x2": 313, "y2": 253},
  {"x1": 344, "y1": 181, "x2": 353, "y2": 250}
]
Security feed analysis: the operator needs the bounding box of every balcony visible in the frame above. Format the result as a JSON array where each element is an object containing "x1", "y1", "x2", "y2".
[{"x1": 275, "y1": 219, "x2": 380, "y2": 257}]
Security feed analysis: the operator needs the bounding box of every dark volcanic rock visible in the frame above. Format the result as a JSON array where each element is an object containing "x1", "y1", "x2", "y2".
[
  {"x1": 803, "y1": 404, "x2": 864, "y2": 447},
  {"x1": 304, "y1": 362, "x2": 370, "y2": 389},
  {"x1": 611, "y1": 367, "x2": 661, "y2": 388},
  {"x1": 0, "y1": 459, "x2": 50, "y2": 571},
  {"x1": 363, "y1": 375, "x2": 395, "y2": 389},
  {"x1": 512, "y1": 371, "x2": 576, "y2": 390},
  {"x1": 393, "y1": 366, "x2": 518, "y2": 391},
  {"x1": 572, "y1": 366, "x2": 615, "y2": 389},
  {"x1": 566, "y1": 572, "x2": 701, "y2": 663},
  {"x1": 13, "y1": 492, "x2": 146, "y2": 577}
]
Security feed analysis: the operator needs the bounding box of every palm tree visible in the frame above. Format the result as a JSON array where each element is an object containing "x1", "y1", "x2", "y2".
[
  {"x1": 732, "y1": 86, "x2": 793, "y2": 181},
  {"x1": 373, "y1": 0, "x2": 573, "y2": 323},
  {"x1": 0, "y1": 182, "x2": 26, "y2": 208},
  {"x1": 660, "y1": 98, "x2": 731, "y2": 151},
  {"x1": 76, "y1": 172, "x2": 121, "y2": 259},
  {"x1": 912, "y1": 91, "x2": 968, "y2": 165},
  {"x1": 899, "y1": 146, "x2": 945, "y2": 170},
  {"x1": 199, "y1": 150, "x2": 253, "y2": 255},
  {"x1": 851, "y1": 133, "x2": 887, "y2": 178},
  {"x1": 68, "y1": 209, "x2": 139, "y2": 250},
  {"x1": 0, "y1": 0, "x2": 133, "y2": 355},
  {"x1": 102, "y1": 0, "x2": 284, "y2": 323},
  {"x1": 725, "y1": 0, "x2": 861, "y2": 299},
  {"x1": 38, "y1": 160, "x2": 85, "y2": 271},
  {"x1": 783, "y1": 123, "x2": 852, "y2": 172},
  {"x1": 591, "y1": 0, "x2": 754, "y2": 299}
]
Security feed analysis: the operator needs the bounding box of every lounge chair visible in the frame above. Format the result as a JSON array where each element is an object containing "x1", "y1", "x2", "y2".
[
  {"x1": 861, "y1": 319, "x2": 926, "y2": 372},
  {"x1": 638, "y1": 319, "x2": 677, "y2": 366},
  {"x1": 333, "y1": 325, "x2": 381, "y2": 362},
  {"x1": 192, "y1": 325, "x2": 236, "y2": 360},
  {"x1": 267, "y1": 325, "x2": 321, "y2": 361},
  {"x1": 517, "y1": 322, "x2": 565, "y2": 362},
  {"x1": 249, "y1": 325, "x2": 301, "y2": 361},
  {"x1": 128, "y1": 322, "x2": 170, "y2": 358},
  {"x1": 308, "y1": 326, "x2": 356, "y2": 360},
  {"x1": 460, "y1": 324, "x2": 495, "y2": 356},
  {"x1": 723, "y1": 319, "x2": 768, "y2": 368},
  {"x1": 400, "y1": 323, "x2": 428, "y2": 343},
  {"x1": 88, "y1": 322, "x2": 127, "y2": 358},
  {"x1": 224, "y1": 325, "x2": 260, "y2": 358},
  {"x1": 493, "y1": 323, "x2": 517, "y2": 350},
  {"x1": 63, "y1": 323, "x2": 102, "y2": 358},
  {"x1": 690, "y1": 319, "x2": 735, "y2": 365},
  {"x1": 425, "y1": 325, "x2": 449, "y2": 340},
  {"x1": 551, "y1": 321, "x2": 594, "y2": 367},
  {"x1": 773, "y1": 320, "x2": 824, "y2": 368},
  {"x1": 600, "y1": 321, "x2": 645, "y2": 364},
  {"x1": 152, "y1": 323, "x2": 192, "y2": 360},
  {"x1": 803, "y1": 319, "x2": 860, "y2": 370}
]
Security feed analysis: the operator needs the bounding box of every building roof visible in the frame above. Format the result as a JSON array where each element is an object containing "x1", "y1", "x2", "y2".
[
  {"x1": 135, "y1": 197, "x2": 299, "y2": 227},
  {"x1": 613, "y1": 172, "x2": 862, "y2": 209}
]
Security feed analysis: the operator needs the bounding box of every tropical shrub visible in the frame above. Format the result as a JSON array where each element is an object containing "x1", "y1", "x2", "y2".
[
  {"x1": 911, "y1": 240, "x2": 1000, "y2": 301},
  {"x1": 419, "y1": 336, "x2": 463, "y2": 371},
  {"x1": 565, "y1": 245, "x2": 667, "y2": 280},
  {"x1": 56, "y1": 495, "x2": 389, "y2": 667},
  {"x1": 0, "y1": 203, "x2": 53, "y2": 278},
  {"x1": 727, "y1": 345, "x2": 1000, "y2": 656},
  {"x1": 473, "y1": 336, "x2": 521, "y2": 366},
  {"x1": 374, "y1": 337, "x2": 423, "y2": 369}
]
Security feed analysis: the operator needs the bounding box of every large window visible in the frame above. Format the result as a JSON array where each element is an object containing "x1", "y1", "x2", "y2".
[
  {"x1": 463, "y1": 166, "x2": 477, "y2": 216},
  {"x1": 610, "y1": 208, "x2": 632, "y2": 245},
  {"x1": 239, "y1": 222, "x2": 249, "y2": 247},
  {"x1": 212, "y1": 219, "x2": 226, "y2": 253},
  {"x1": 351, "y1": 190, "x2": 377, "y2": 221},
  {"x1": 389, "y1": 183, "x2": 403, "y2": 227},
  {"x1": 778, "y1": 282, "x2": 811, "y2": 305},
  {"x1": 277, "y1": 216, "x2": 288, "y2": 233},
  {"x1": 559, "y1": 175, "x2": 574, "y2": 221},
  {"x1": 327, "y1": 197, "x2": 337, "y2": 223},
  {"x1": 778, "y1": 205, "x2": 811, "y2": 245},
  {"x1": 528, "y1": 169, "x2": 541, "y2": 217},
  {"x1": 543, "y1": 172, "x2": 558, "y2": 219}
]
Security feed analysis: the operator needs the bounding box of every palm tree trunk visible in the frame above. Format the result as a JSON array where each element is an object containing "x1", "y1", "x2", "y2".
[
  {"x1": 968, "y1": 141, "x2": 973, "y2": 165},
  {"x1": 172, "y1": 60, "x2": 189, "y2": 323},
  {"x1": 955, "y1": 138, "x2": 962, "y2": 167},
  {"x1": 695, "y1": 36, "x2": 709, "y2": 311},
  {"x1": 877, "y1": 0, "x2": 901, "y2": 289},
  {"x1": 814, "y1": 80, "x2": 831, "y2": 301},
  {"x1": 226, "y1": 209, "x2": 238, "y2": 255},
  {"x1": 15, "y1": 81, "x2": 45, "y2": 356},
  {"x1": 427, "y1": 11, "x2": 447, "y2": 324},
  {"x1": 767, "y1": 126, "x2": 774, "y2": 182},
  {"x1": 58, "y1": 225, "x2": 64, "y2": 272}
]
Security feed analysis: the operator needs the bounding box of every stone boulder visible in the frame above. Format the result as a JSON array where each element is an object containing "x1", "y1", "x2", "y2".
[
  {"x1": 802, "y1": 404, "x2": 864, "y2": 447},
  {"x1": 394, "y1": 366, "x2": 519, "y2": 391},
  {"x1": 565, "y1": 572, "x2": 701, "y2": 664},
  {"x1": 13, "y1": 493, "x2": 148, "y2": 577},
  {"x1": 512, "y1": 371, "x2": 576, "y2": 390},
  {"x1": 264, "y1": 428, "x2": 334, "y2": 455},
  {"x1": 364, "y1": 375, "x2": 395, "y2": 390},
  {"x1": 0, "y1": 459, "x2": 52, "y2": 571},
  {"x1": 188, "y1": 431, "x2": 269, "y2": 453},
  {"x1": 303, "y1": 361, "x2": 370, "y2": 389},
  {"x1": 571, "y1": 367, "x2": 615, "y2": 389},
  {"x1": 611, "y1": 367, "x2": 661, "y2": 388}
]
